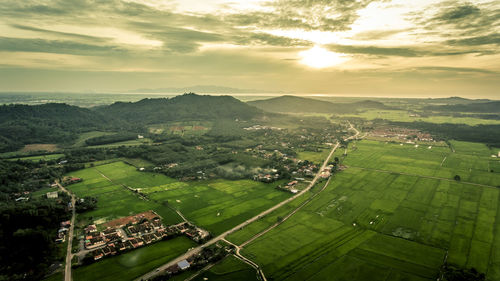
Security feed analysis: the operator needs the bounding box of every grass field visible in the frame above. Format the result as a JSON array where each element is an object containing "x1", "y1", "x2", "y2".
[
  {"x1": 6, "y1": 153, "x2": 64, "y2": 161},
  {"x1": 297, "y1": 148, "x2": 332, "y2": 164},
  {"x1": 73, "y1": 236, "x2": 196, "y2": 281},
  {"x1": 72, "y1": 131, "x2": 114, "y2": 147},
  {"x1": 67, "y1": 161, "x2": 182, "y2": 225},
  {"x1": 193, "y1": 255, "x2": 258, "y2": 281},
  {"x1": 233, "y1": 139, "x2": 500, "y2": 281},
  {"x1": 145, "y1": 178, "x2": 291, "y2": 235},
  {"x1": 148, "y1": 121, "x2": 212, "y2": 135}
]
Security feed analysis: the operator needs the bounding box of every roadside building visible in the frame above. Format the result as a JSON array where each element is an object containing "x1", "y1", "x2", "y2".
[{"x1": 177, "y1": 260, "x2": 190, "y2": 270}]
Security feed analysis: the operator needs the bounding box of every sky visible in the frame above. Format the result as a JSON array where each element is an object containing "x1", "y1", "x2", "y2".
[{"x1": 0, "y1": 0, "x2": 499, "y2": 98}]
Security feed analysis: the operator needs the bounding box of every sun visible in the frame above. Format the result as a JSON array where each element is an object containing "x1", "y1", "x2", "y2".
[{"x1": 299, "y1": 45, "x2": 349, "y2": 68}]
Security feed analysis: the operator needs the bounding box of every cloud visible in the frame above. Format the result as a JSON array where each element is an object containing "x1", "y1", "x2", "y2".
[
  {"x1": 447, "y1": 33, "x2": 500, "y2": 46},
  {"x1": 0, "y1": 37, "x2": 126, "y2": 56}
]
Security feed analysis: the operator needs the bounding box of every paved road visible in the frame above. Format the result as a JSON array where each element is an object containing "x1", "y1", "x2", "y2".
[
  {"x1": 137, "y1": 123, "x2": 360, "y2": 281},
  {"x1": 56, "y1": 181, "x2": 76, "y2": 281}
]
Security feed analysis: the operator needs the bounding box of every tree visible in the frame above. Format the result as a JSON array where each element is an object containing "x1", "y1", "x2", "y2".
[{"x1": 454, "y1": 175, "x2": 461, "y2": 181}]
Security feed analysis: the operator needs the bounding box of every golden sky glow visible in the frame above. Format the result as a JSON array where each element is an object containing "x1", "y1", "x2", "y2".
[{"x1": 0, "y1": 0, "x2": 499, "y2": 98}]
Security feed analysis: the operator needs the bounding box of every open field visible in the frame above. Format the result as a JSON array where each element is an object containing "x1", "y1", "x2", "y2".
[
  {"x1": 193, "y1": 255, "x2": 258, "y2": 281},
  {"x1": 340, "y1": 109, "x2": 500, "y2": 125},
  {"x1": 67, "y1": 162, "x2": 182, "y2": 225},
  {"x1": 146, "y1": 178, "x2": 292, "y2": 235},
  {"x1": 21, "y1": 143, "x2": 59, "y2": 152},
  {"x1": 148, "y1": 121, "x2": 212, "y2": 135},
  {"x1": 234, "y1": 139, "x2": 500, "y2": 281},
  {"x1": 72, "y1": 131, "x2": 114, "y2": 147},
  {"x1": 297, "y1": 148, "x2": 332, "y2": 164},
  {"x1": 73, "y1": 236, "x2": 196, "y2": 281},
  {"x1": 86, "y1": 138, "x2": 152, "y2": 148},
  {"x1": 341, "y1": 140, "x2": 500, "y2": 187},
  {"x1": 6, "y1": 153, "x2": 64, "y2": 161}
]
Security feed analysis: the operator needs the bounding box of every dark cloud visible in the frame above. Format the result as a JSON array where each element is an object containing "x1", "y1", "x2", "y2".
[
  {"x1": 0, "y1": 37, "x2": 125, "y2": 56},
  {"x1": 435, "y1": 4, "x2": 480, "y2": 22},
  {"x1": 10, "y1": 24, "x2": 108, "y2": 42},
  {"x1": 416, "y1": 66, "x2": 497, "y2": 74},
  {"x1": 447, "y1": 33, "x2": 500, "y2": 46},
  {"x1": 326, "y1": 44, "x2": 482, "y2": 57},
  {"x1": 225, "y1": 0, "x2": 390, "y2": 32}
]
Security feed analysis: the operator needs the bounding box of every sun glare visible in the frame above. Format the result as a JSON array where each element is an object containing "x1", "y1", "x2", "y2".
[{"x1": 299, "y1": 45, "x2": 349, "y2": 69}]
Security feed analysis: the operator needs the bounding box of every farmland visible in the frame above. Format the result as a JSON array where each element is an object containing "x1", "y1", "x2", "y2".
[
  {"x1": 193, "y1": 255, "x2": 258, "y2": 281},
  {"x1": 233, "y1": 139, "x2": 500, "y2": 281},
  {"x1": 340, "y1": 109, "x2": 500, "y2": 126},
  {"x1": 66, "y1": 161, "x2": 182, "y2": 225}
]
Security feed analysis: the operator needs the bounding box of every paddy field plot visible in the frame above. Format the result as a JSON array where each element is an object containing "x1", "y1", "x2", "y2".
[
  {"x1": 235, "y1": 140, "x2": 500, "y2": 281},
  {"x1": 145, "y1": 178, "x2": 292, "y2": 235},
  {"x1": 193, "y1": 255, "x2": 258, "y2": 281}
]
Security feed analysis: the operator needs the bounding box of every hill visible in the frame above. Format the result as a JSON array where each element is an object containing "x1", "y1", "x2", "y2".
[
  {"x1": 247, "y1": 95, "x2": 389, "y2": 114},
  {"x1": 423, "y1": 96, "x2": 490, "y2": 105},
  {"x1": 0, "y1": 103, "x2": 116, "y2": 152},
  {"x1": 98, "y1": 93, "x2": 262, "y2": 124},
  {"x1": 424, "y1": 101, "x2": 500, "y2": 113}
]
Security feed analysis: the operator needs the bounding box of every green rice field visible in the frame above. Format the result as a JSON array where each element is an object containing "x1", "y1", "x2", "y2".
[{"x1": 232, "y1": 139, "x2": 500, "y2": 281}]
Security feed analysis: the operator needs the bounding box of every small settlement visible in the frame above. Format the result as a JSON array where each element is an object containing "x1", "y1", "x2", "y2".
[{"x1": 81, "y1": 210, "x2": 209, "y2": 261}]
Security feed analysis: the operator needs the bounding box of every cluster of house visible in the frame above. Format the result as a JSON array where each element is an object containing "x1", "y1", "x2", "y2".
[
  {"x1": 319, "y1": 165, "x2": 335, "y2": 179},
  {"x1": 253, "y1": 168, "x2": 280, "y2": 183},
  {"x1": 282, "y1": 180, "x2": 300, "y2": 193},
  {"x1": 173, "y1": 222, "x2": 210, "y2": 243},
  {"x1": 55, "y1": 220, "x2": 71, "y2": 243},
  {"x1": 13, "y1": 191, "x2": 31, "y2": 202},
  {"x1": 82, "y1": 211, "x2": 210, "y2": 261},
  {"x1": 369, "y1": 127, "x2": 434, "y2": 142},
  {"x1": 244, "y1": 125, "x2": 283, "y2": 131},
  {"x1": 61, "y1": 177, "x2": 82, "y2": 185}
]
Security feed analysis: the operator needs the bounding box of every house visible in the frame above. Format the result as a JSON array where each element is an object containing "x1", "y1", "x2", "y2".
[
  {"x1": 177, "y1": 260, "x2": 190, "y2": 270},
  {"x1": 137, "y1": 135, "x2": 144, "y2": 139},
  {"x1": 61, "y1": 220, "x2": 71, "y2": 227},
  {"x1": 15, "y1": 197, "x2": 29, "y2": 202},
  {"x1": 85, "y1": 224, "x2": 97, "y2": 233},
  {"x1": 47, "y1": 191, "x2": 58, "y2": 199}
]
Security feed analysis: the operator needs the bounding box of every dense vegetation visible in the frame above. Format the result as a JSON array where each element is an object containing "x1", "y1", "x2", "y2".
[
  {"x1": 97, "y1": 93, "x2": 262, "y2": 124},
  {"x1": 0, "y1": 103, "x2": 117, "y2": 152},
  {"x1": 425, "y1": 101, "x2": 500, "y2": 113}
]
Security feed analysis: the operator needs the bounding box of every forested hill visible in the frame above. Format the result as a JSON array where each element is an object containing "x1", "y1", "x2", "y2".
[
  {"x1": 0, "y1": 103, "x2": 115, "y2": 152},
  {"x1": 97, "y1": 93, "x2": 262, "y2": 124},
  {"x1": 248, "y1": 95, "x2": 389, "y2": 114},
  {"x1": 424, "y1": 101, "x2": 500, "y2": 113}
]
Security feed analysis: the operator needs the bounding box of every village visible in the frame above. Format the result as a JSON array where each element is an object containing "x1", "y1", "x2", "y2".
[{"x1": 78, "y1": 211, "x2": 210, "y2": 262}]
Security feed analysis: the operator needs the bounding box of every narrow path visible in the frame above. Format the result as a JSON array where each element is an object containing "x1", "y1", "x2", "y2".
[
  {"x1": 222, "y1": 239, "x2": 267, "y2": 281},
  {"x1": 440, "y1": 156, "x2": 447, "y2": 167},
  {"x1": 56, "y1": 181, "x2": 76, "y2": 281}
]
